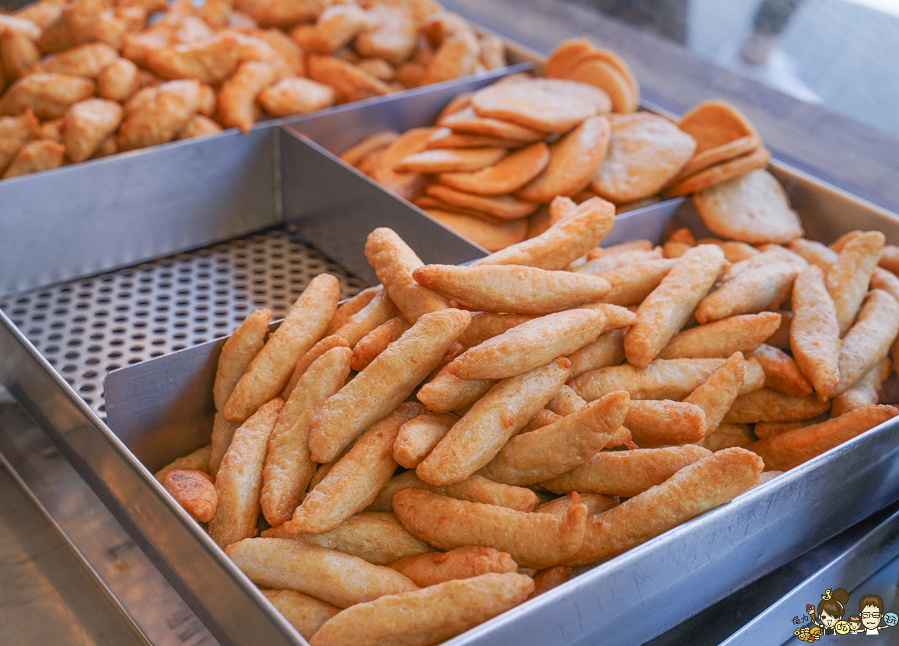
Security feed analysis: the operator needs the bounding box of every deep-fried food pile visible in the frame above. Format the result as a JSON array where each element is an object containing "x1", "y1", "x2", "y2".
[
  {"x1": 153, "y1": 154, "x2": 899, "y2": 642},
  {"x1": 341, "y1": 38, "x2": 771, "y2": 252},
  {"x1": 0, "y1": 0, "x2": 506, "y2": 179}
]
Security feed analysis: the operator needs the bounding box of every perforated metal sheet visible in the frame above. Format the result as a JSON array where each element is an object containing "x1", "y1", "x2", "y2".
[{"x1": 0, "y1": 227, "x2": 365, "y2": 419}]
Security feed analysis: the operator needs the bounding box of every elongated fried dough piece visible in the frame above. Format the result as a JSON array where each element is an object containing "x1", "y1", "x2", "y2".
[
  {"x1": 287, "y1": 403, "x2": 424, "y2": 534},
  {"x1": 699, "y1": 423, "x2": 756, "y2": 451},
  {"x1": 597, "y1": 258, "x2": 677, "y2": 306},
  {"x1": 261, "y1": 589, "x2": 338, "y2": 641},
  {"x1": 425, "y1": 184, "x2": 539, "y2": 219},
  {"x1": 833, "y1": 358, "x2": 891, "y2": 418},
  {"x1": 547, "y1": 384, "x2": 588, "y2": 416},
  {"x1": 438, "y1": 141, "x2": 550, "y2": 195},
  {"x1": 826, "y1": 231, "x2": 885, "y2": 335},
  {"x1": 218, "y1": 60, "x2": 282, "y2": 133},
  {"x1": 393, "y1": 488, "x2": 586, "y2": 569},
  {"x1": 480, "y1": 390, "x2": 629, "y2": 485},
  {"x1": 754, "y1": 416, "x2": 828, "y2": 440},
  {"x1": 227, "y1": 538, "x2": 417, "y2": 608},
  {"x1": 224, "y1": 274, "x2": 339, "y2": 422},
  {"x1": 368, "y1": 471, "x2": 539, "y2": 514},
  {"x1": 163, "y1": 469, "x2": 217, "y2": 522},
  {"x1": 417, "y1": 358, "x2": 570, "y2": 486},
  {"x1": 388, "y1": 546, "x2": 517, "y2": 587},
  {"x1": 791, "y1": 265, "x2": 841, "y2": 399},
  {"x1": 365, "y1": 227, "x2": 449, "y2": 323},
  {"x1": 567, "y1": 328, "x2": 626, "y2": 378},
  {"x1": 683, "y1": 352, "x2": 744, "y2": 433},
  {"x1": 624, "y1": 399, "x2": 707, "y2": 447},
  {"x1": 413, "y1": 264, "x2": 610, "y2": 315},
  {"x1": 309, "y1": 572, "x2": 533, "y2": 646},
  {"x1": 156, "y1": 444, "x2": 212, "y2": 483},
  {"x1": 280, "y1": 334, "x2": 350, "y2": 399},
  {"x1": 564, "y1": 448, "x2": 763, "y2": 565},
  {"x1": 695, "y1": 261, "x2": 798, "y2": 324},
  {"x1": 542, "y1": 445, "x2": 711, "y2": 497},
  {"x1": 747, "y1": 343, "x2": 812, "y2": 397},
  {"x1": 309, "y1": 309, "x2": 471, "y2": 463},
  {"x1": 471, "y1": 196, "x2": 615, "y2": 271},
  {"x1": 836, "y1": 289, "x2": 899, "y2": 395},
  {"x1": 571, "y1": 357, "x2": 726, "y2": 401},
  {"x1": 447, "y1": 308, "x2": 607, "y2": 381},
  {"x1": 208, "y1": 398, "x2": 283, "y2": 547},
  {"x1": 532, "y1": 566, "x2": 572, "y2": 597},
  {"x1": 658, "y1": 312, "x2": 780, "y2": 360},
  {"x1": 394, "y1": 412, "x2": 457, "y2": 469},
  {"x1": 747, "y1": 405, "x2": 899, "y2": 471},
  {"x1": 262, "y1": 512, "x2": 432, "y2": 565},
  {"x1": 624, "y1": 245, "x2": 725, "y2": 368},
  {"x1": 456, "y1": 312, "x2": 535, "y2": 349},
  {"x1": 350, "y1": 317, "x2": 409, "y2": 372},
  {"x1": 261, "y1": 347, "x2": 351, "y2": 526},
  {"x1": 534, "y1": 493, "x2": 618, "y2": 517},
  {"x1": 332, "y1": 288, "x2": 399, "y2": 347},
  {"x1": 396, "y1": 147, "x2": 506, "y2": 174},
  {"x1": 724, "y1": 388, "x2": 830, "y2": 424},
  {"x1": 416, "y1": 366, "x2": 495, "y2": 413}
]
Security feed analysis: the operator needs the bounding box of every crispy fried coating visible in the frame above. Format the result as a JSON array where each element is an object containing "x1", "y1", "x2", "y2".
[
  {"x1": 62, "y1": 98, "x2": 124, "y2": 162},
  {"x1": 388, "y1": 546, "x2": 517, "y2": 587},
  {"x1": 117, "y1": 78, "x2": 203, "y2": 151},
  {"x1": 163, "y1": 468, "x2": 217, "y2": 522},
  {"x1": 1, "y1": 73, "x2": 96, "y2": 120},
  {"x1": 2, "y1": 138, "x2": 65, "y2": 178},
  {"x1": 218, "y1": 60, "x2": 283, "y2": 132}
]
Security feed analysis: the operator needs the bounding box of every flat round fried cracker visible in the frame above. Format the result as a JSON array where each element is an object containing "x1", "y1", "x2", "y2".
[
  {"x1": 678, "y1": 100, "x2": 760, "y2": 154},
  {"x1": 517, "y1": 114, "x2": 611, "y2": 202},
  {"x1": 415, "y1": 195, "x2": 494, "y2": 218},
  {"x1": 676, "y1": 134, "x2": 760, "y2": 179},
  {"x1": 584, "y1": 48, "x2": 639, "y2": 111},
  {"x1": 567, "y1": 59, "x2": 635, "y2": 114},
  {"x1": 425, "y1": 129, "x2": 523, "y2": 149},
  {"x1": 437, "y1": 141, "x2": 550, "y2": 195},
  {"x1": 427, "y1": 183, "x2": 539, "y2": 219},
  {"x1": 435, "y1": 91, "x2": 472, "y2": 123},
  {"x1": 590, "y1": 113, "x2": 695, "y2": 203},
  {"x1": 470, "y1": 78, "x2": 610, "y2": 133},
  {"x1": 371, "y1": 127, "x2": 436, "y2": 201},
  {"x1": 545, "y1": 38, "x2": 596, "y2": 78},
  {"x1": 439, "y1": 106, "x2": 547, "y2": 142},
  {"x1": 663, "y1": 146, "x2": 771, "y2": 198},
  {"x1": 339, "y1": 130, "x2": 399, "y2": 167},
  {"x1": 693, "y1": 168, "x2": 803, "y2": 245},
  {"x1": 425, "y1": 208, "x2": 528, "y2": 251},
  {"x1": 395, "y1": 147, "x2": 507, "y2": 173}
]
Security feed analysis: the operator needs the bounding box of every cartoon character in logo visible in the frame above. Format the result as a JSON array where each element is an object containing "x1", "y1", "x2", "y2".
[
  {"x1": 845, "y1": 615, "x2": 863, "y2": 634},
  {"x1": 808, "y1": 588, "x2": 849, "y2": 636},
  {"x1": 859, "y1": 594, "x2": 898, "y2": 635},
  {"x1": 794, "y1": 625, "x2": 816, "y2": 642}
]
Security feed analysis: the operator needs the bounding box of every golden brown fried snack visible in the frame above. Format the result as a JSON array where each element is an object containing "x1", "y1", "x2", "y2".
[
  {"x1": 596, "y1": 258, "x2": 677, "y2": 306},
  {"x1": 257, "y1": 76, "x2": 335, "y2": 117},
  {"x1": 535, "y1": 493, "x2": 618, "y2": 517},
  {"x1": 62, "y1": 98, "x2": 124, "y2": 163},
  {"x1": 331, "y1": 287, "x2": 399, "y2": 347},
  {"x1": 234, "y1": 0, "x2": 329, "y2": 28},
  {"x1": 368, "y1": 471, "x2": 539, "y2": 514},
  {"x1": 309, "y1": 573, "x2": 533, "y2": 646},
  {"x1": 307, "y1": 54, "x2": 391, "y2": 104},
  {"x1": 826, "y1": 231, "x2": 885, "y2": 335},
  {"x1": 393, "y1": 487, "x2": 586, "y2": 569},
  {"x1": 683, "y1": 352, "x2": 745, "y2": 433},
  {"x1": 700, "y1": 423, "x2": 756, "y2": 451},
  {"x1": 145, "y1": 34, "x2": 240, "y2": 84},
  {"x1": 155, "y1": 444, "x2": 211, "y2": 482},
  {"x1": 39, "y1": 0, "x2": 106, "y2": 53},
  {"x1": 32, "y1": 42, "x2": 119, "y2": 78},
  {"x1": 117, "y1": 78, "x2": 203, "y2": 151},
  {"x1": 438, "y1": 141, "x2": 550, "y2": 196},
  {"x1": 309, "y1": 309, "x2": 471, "y2": 463},
  {"x1": 747, "y1": 343, "x2": 812, "y2": 397},
  {"x1": 218, "y1": 60, "x2": 283, "y2": 133},
  {"x1": 425, "y1": 208, "x2": 529, "y2": 252},
  {"x1": 791, "y1": 265, "x2": 840, "y2": 399},
  {"x1": 836, "y1": 289, "x2": 899, "y2": 394},
  {"x1": 1, "y1": 73, "x2": 95, "y2": 120},
  {"x1": 226, "y1": 538, "x2": 418, "y2": 608},
  {"x1": 694, "y1": 261, "x2": 798, "y2": 324},
  {"x1": 225, "y1": 273, "x2": 340, "y2": 422},
  {"x1": 162, "y1": 468, "x2": 217, "y2": 523},
  {"x1": 176, "y1": 114, "x2": 222, "y2": 139},
  {"x1": 571, "y1": 357, "x2": 726, "y2": 402},
  {"x1": 417, "y1": 358, "x2": 570, "y2": 486},
  {"x1": 355, "y1": 4, "x2": 417, "y2": 66},
  {"x1": 416, "y1": 365, "x2": 495, "y2": 413},
  {"x1": 394, "y1": 412, "x2": 457, "y2": 469},
  {"x1": 208, "y1": 397, "x2": 283, "y2": 548},
  {"x1": 350, "y1": 317, "x2": 408, "y2": 372},
  {"x1": 0, "y1": 109, "x2": 41, "y2": 174},
  {"x1": 724, "y1": 388, "x2": 830, "y2": 424},
  {"x1": 624, "y1": 399, "x2": 707, "y2": 446},
  {"x1": 389, "y1": 546, "x2": 517, "y2": 587},
  {"x1": 832, "y1": 358, "x2": 891, "y2": 418},
  {"x1": 658, "y1": 312, "x2": 781, "y2": 360},
  {"x1": 419, "y1": 21, "x2": 479, "y2": 86},
  {"x1": 567, "y1": 328, "x2": 626, "y2": 378},
  {"x1": 96, "y1": 57, "x2": 140, "y2": 102},
  {"x1": 2, "y1": 138, "x2": 65, "y2": 178},
  {"x1": 564, "y1": 448, "x2": 763, "y2": 565},
  {"x1": 260, "y1": 589, "x2": 338, "y2": 641},
  {"x1": 1, "y1": 27, "x2": 41, "y2": 82}
]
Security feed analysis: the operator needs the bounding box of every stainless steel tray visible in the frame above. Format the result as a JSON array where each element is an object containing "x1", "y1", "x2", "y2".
[{"x1": 2, "y1": 37, "x2": 899, "y2": 646}]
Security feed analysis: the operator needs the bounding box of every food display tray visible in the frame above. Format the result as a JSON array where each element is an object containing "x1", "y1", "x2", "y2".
[{"x1": 2, "y1": 36, "x2": 899, "y2": 646}]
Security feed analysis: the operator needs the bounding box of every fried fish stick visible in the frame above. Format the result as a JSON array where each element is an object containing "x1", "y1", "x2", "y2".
[
  {"x1": 309, "y1": 572, "x2": 533, "y2": 646},
  {"x1": 331, "y1": 287, "x2": 399, "y2": 347},
  {"x1": 394, "y1": 412, "x2": 457, "y2": 469},
  {"x1": 416, "y1": 366, "x2": 495, "y2": 413},
  {"x1": 571, "y1": 358, "x2": 725, "y2": 401},
  {"x1": 658, "y1": 312, "x2": 781, "y2": 360},
  {"x1": 836, "y1": 289, "x2": 899, "y2": 394},
  {"x1": 350, "y1": 317, "x2": 409, "y2": 372},
  {"x1": 309, "y1": 309, "x2": 471, "y2": 463},
  {"x1": 546, "y1": 384, "x2": 587, "y2": 416},
  {"x1": 471, "y1": 196, "x2": 616, "y2": 270},
  {"x1": 624, "y1": 399, "x2": 707, "y2": 446},
  {"x1": 417, "y1": 358, "x2": 571, "y2": 486},
  {"x1": 365, "y1": 228, "x2": 450, "y2": 322},
  {"x1": 288, "y1": 403, "x2": 424, "y2": 534},
  {"x1": 279, "y1": 334, "x2": 350, "y2": 399},
  {"x1": 564, "y1": 448, "x2": 763, "y2": 566},
  {"x1": 567, "y1": 328, "x2": 626, "y2": 378},
  {"x1": 388, "y1": 546, "x2": 518, "y2": 587},
  {"x1": 542, "y1": 445, "x2": 711, "y2": 497},
  {"x1": 224, "y1": 274, "x2": 339, "y2": 422},
  {"x1": 833, "y1": 358, "x2": 892, "y2": 417},
  {"x1": 226, "y1": 538, "x2": 417, "y2": 608},
  {"x1": 262, "y1": 512, "x2": 432, "y2": 565},
  {"x1": 747, "y1": 343, "x2": 812, "y2": 397},
  {"x1": 261, "y1": 589, "x2": 338, "y2": 641},
  {"x1": 826, "y1": 231, "x2": 885, "y2": 335},
  {"x1": 534, "y1": 493, "x2": 618, "y2": 517},
  {"x1": 792, "y1": 264, "x2": 842, "y2": 399},
  {"x1": 683, "y1": 352, "x2": 745, "y2": 434},
  {"x1": 412, "y1": 264, "x2": 611, "y2": 315},
  {"x1": 208, "y1": 398, "x2": 283, "y2": 547},
  {"x1": 695, "y1": 261, "x2": 798, "y2": 324},
  {"x1": 747, "y1": 405, "x2": 899, "y2": 471},
  {"x1": 724, "y1": 388, "x2": 830, "y2": 424},
  {"x1": 597, "y1": 258, "x2": 677, "y2": 306},
  {"x1": 163, "y1": 469, "x2": 217, "y2": 523},
  {"x1": 624, "y1": 245, "x2": 726, "y2": 368},
  {"x1": 480, "y1": 391, "x2": 629, "y2": 485},
  {"x1": 447, "y1": 308, "x2": 607, "y2": 380},
  {"x1": 261, "y1": 347, "x2": 351, "y2": 526},
  {"x1": 368, "y1": 471, "x2": 539, "y2": 513},
  {"x1": 393, "y1": 488, "x2": 586, "y2": 569},
  {"x1": 155, "y1": 444, "x2": 211, "y2": 482}
]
